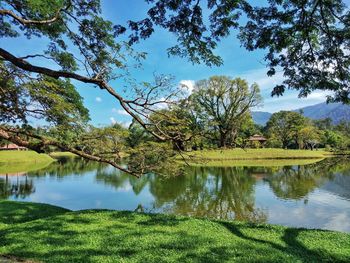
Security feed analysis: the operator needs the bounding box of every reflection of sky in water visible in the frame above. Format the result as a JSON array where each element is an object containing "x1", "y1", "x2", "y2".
[
  {"x1": 255, "y1": 184, "x2": 350, "y2": 232},
  {"x1": 1, "y1": 158, "x2": 350, "y2": 232}
]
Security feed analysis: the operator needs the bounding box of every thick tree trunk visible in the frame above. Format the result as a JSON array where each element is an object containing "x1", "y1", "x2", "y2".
[{"x1": 219, "y1": 131, "x2": 228, "y2": 148}]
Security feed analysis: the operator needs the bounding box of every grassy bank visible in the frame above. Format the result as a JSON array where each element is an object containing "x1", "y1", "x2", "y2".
[
  {"x1": 186, "y1": 158, "x2": 325, "y2": 167},
  {"x1": 0, "y1": 151, "x2": 54, "y2": 163},
  {"x1": 0, "y1": 151, "x2": 54, "y2": 174},
  {"x1": 0, "y1": 151, "x2": 80, "y2": 174},
  {"x1": 0, "y1": 201, "x2": 349, "y2": 262},
  {"x1": 185, "y1": 148, "x2": 331, "y2": 161}
]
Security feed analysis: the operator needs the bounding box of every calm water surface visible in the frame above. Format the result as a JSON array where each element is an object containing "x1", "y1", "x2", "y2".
[{"x1": 1, "y1": 157, "x2": 350, "y2": 232}]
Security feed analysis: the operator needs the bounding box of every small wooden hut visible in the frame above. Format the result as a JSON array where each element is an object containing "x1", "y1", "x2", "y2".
[{"x1": 248, "y1": 134, "x2": 267, "y2": 148}]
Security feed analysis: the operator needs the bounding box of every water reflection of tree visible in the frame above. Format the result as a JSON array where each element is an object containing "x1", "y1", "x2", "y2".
[
  {"x1": 149, "y1": 166, "x2": 267, "y2": 223},
  {"x1": 27, "y1": 158, "x2": 106, "y2": 178},
  {"x1": 95, "y1": 167, "x2": 150, "y2": 195},
  {"x1": 0, "y1": 175, "x2": 35, "y2": 199},
  {"x1": 265, "y1": 158, "x2": 349, "y2": 200},
  {"x1": 0, "y1": 158, "x2": 106, "y2": 199}
]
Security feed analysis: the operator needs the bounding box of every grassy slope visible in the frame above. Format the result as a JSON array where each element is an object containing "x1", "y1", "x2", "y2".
[
  {"x1": 0, "y1": 151, "x2": 54, "y2": 163},
  {"x1": 0, "y1": 151, "x2": 54, "y2": 174},
  {"x1": 0, "y1": 201, "x2": 349, "y2": 263}
]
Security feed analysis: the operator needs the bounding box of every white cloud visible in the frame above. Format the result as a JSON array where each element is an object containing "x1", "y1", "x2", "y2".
[
  {"x1": 239, "y1": 68, "x2": 285, "y2": 91},
  {"x1": 120, "y1": 121, "x2": 132, "y2": 128},
  {"x1": 302, "y1": 91, "x2": 332, "y2": 100},
  {"x1": 110, "y1": 117, "x2": 116, "y2": 124},
  {"x1": 109, "y1": 116, "x2": 131, "y2": 127},
  {"x1": 323, "y1": 213, "x2": 350, "y2": 232},
  {"x1": 179, "y1": 79, "x2": 195, "y2": 94},
  {"x1": 95, "y1": 97, "x2": 102, "y2": 103},
  {"x1": 239, "y1": 68, "x2": 333, "y2": 112},
  {"x1": 112, "y1": 108, "x2": 129, "y2": 116},
  {"x1": 154, "y1": 97, "x2": 169, "y2": 110}
]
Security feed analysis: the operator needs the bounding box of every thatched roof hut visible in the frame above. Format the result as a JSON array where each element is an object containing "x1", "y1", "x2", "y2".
[{"x1": 248, "y1": 134, "x2": 267, "y2": 142}]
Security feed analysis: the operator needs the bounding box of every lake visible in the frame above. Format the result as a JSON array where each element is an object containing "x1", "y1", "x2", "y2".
[{"x1": 1, "y1": 157, "x2": 350, "y2": 232}]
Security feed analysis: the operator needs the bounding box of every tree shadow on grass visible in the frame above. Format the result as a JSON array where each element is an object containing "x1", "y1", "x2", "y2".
[
  {"x1": 0, "y1": 210, "x2": 349, "y2": 263},
  {"x1": 137, "y1": 214, "x2": 189, "y2": 226},
  {"x1": 0, "y1": 211, "x2": 232, "y2": 263},
  {"x1": 282, "y1": 228, "x2": 350, "y2": 262},
  {"x1": 219, "y1": 221, "x2": 349, "y2": 262},
  {"x1": 0, "y1": 201, "x2": 69, "y2": 225}
]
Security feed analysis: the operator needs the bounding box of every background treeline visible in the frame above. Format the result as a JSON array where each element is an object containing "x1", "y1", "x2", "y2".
[
  {"x1": 2, "y1": 75, "x2": 349, "y2": 175},
  {"x1": 28, "y1": 76, "x2": 350, "y2": 155}
]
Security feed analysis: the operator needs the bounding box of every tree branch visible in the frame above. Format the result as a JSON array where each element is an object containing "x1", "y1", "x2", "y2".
[
  {"x1": 0, "y1": 47, "x2": 168, "y2": 141},
  {"x1": 0, "y1": 126, "x2": 141, "y2": 178},
  {"x1": 0, "y1": 2, "x2": 71, "y2": 25}
]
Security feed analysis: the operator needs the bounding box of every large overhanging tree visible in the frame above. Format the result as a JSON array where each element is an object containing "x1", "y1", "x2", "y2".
[
  {"x1": 0, "y1": 0, "x2": 185, "y2": 177},
  {"x1": 1, "y1": 0, "x2": 350, "y2": 176}
]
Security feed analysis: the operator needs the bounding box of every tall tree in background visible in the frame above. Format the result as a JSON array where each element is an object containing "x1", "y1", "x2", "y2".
[
  {"x1": 191, "y1": 76, "x2": 261, "y2": 148},
  {"x1": 298, "y1": 126, "x2": 321, "y2": 150},
  {"x1": 266, "y1": 111, "x2": 306, "y2": 149}
]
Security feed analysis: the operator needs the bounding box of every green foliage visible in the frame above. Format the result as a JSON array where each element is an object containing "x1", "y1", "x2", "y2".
[
  {"x1": 124, "y1": 0, "x2": 350, "y2": 102},
  {"x1": 0, "y1": 201, "x2": 349, "y2": 262},
  {"x1": 266, "y1": 111, "x2": 307, "y2": 149},
  {"x1": 75, "y1": 124, "x2": 129, "y2": 159},
  {"x1": 0, "y1": 62, "x2": 89, "y2": 128},
  {"x1": 127, "y1": 141, "x2": 182, "y2": 175},
  {"x1": 0, "y1": 0, "x2": 128, "y2": 74},
  {"x1": 148, "y1": 101, "x2": 202, "y2": 151},
  {"x1": 298, "y1": 126, "x2": 322, "y2": 150},
  {"x1": 323, "y1": 130, "x2": 346, "y2": 149},
  {"x1": 239, "y1": 0, "x2": 350, "y2": 103},
  {"x1": 126, "y1": 120, "x2": 153, "y2": 148}
]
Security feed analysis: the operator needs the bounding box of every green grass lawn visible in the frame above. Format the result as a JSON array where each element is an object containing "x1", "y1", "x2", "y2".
[
  {"x1": 0, "y1": 201, "x2": 349, "y2": 262},
  {"x1": 185, "y1": 148, "x2": 331, "y2": 161}
]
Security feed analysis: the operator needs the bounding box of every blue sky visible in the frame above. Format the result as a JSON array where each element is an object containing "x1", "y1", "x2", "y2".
[{"x1": 1, "y1": 0, "x2": 335, "y2": 127}]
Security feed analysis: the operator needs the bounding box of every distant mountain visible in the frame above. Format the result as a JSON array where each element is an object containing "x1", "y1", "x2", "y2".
[
  {"x1": 252, "y1": 102, "x2": 350, "y2": 126},
  {"x1": 295, "y1": 102, "x2": 350, "y2": 124},
  {"x1": 251, "y1": 111, "x2": 272, "y2": 126}
]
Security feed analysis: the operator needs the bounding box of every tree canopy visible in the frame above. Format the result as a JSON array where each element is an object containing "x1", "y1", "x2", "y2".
[
  {"x1": 266, "y1": 111, "x2": 306, "y2": 149},
  {"x1": 190, "y1": 76, "x2": 261, "y2": 147},
  {"x1": 126, "y1": 0, "x2": 350, "y2": 103}
]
